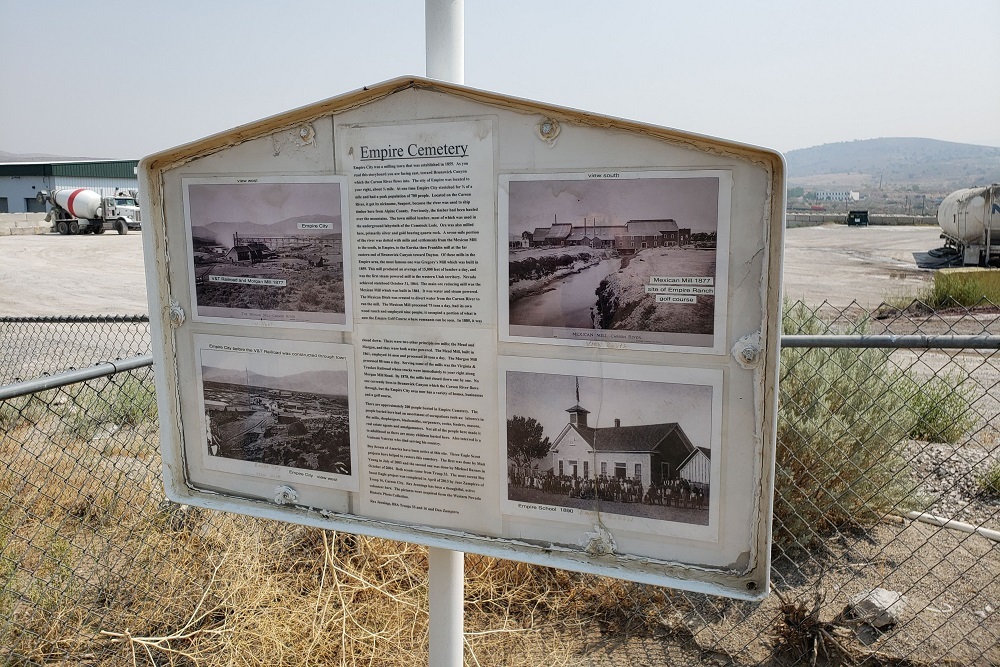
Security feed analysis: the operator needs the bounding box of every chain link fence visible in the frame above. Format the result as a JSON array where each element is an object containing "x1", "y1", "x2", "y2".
[
  {"x1": 1, "y1": 302, "x2": 998, "y2": 665},
  {"x1": 0, "y1": 316, "x2": 150, "y2": 385}
]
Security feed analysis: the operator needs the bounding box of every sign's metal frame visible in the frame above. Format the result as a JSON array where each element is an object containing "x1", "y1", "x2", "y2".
[{"x1": 140, "y1": 76, "x2": 785, "y2": 600}]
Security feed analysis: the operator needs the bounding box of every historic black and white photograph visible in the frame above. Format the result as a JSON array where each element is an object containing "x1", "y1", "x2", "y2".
[
  {"x1": 185, "y1": 177, "x2": 350, "y2": 326},
  {"x1": 500, "y1": 172, "x2": 728, "y2": 349},
  {"x1": 199, "y1": 342, "x2": 354, "y2": 480},
  {"x1": 503, "y1": 364, "x2": 718, "y2": 527}
]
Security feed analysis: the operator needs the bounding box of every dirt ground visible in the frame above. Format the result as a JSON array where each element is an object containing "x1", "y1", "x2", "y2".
[
  {"x1": 0, "y1": 224, "x2": 948, "y2": 317},
  {"x1": 0, "y1": 232, "x2": 147, "y2": 316},
  {"x1": 782, "y1": 223, "x2": 945, "y2": 307}
]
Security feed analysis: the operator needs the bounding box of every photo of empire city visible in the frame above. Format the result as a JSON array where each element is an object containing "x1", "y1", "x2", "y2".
[
  {"x1": 504, "y1": 175, "x2": 720, "y2": 345},
  {"x1": 505, "y1": 369, "x2": 713, "y2": 526},
  {"x1": 201, "y1": 347, "x2": 353, "y2": 477},
  {"x1": 188, "y1": 180, "x2": 347, "y2": 324}
]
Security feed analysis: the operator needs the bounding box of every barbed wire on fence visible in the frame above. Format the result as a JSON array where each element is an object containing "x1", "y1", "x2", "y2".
[{"x1": 1, "y1": 301, "x2": 998, "y2": 665}]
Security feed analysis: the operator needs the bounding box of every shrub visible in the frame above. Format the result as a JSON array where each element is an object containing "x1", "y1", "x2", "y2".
[
  {"x1": 977, "y1": 462, "x2": 1000, "y2": 498},
  {"x1": 899, "y1": 371, "x2": 976, "y2": 443},
  {"x1": 508, "y1": 252, "x2": 593, "y2": 283},
  {"x1": 63, "y1": 374, "x2": 157, "y2": 441},
  {"x1": 774, "y1": 303, "x2": 974, "y2": 549}
]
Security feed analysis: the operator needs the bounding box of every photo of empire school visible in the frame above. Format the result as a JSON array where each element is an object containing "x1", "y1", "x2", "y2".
[{"x1": 506, "y1": 369, "x2": 715, "y2": 525}]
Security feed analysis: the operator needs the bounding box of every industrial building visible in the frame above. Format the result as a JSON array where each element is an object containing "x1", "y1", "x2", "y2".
[
  {"x1": 0, "y1": 160, "x2": 139, "y2": 214},
  {"x1": 524, "y1": 219, "x2": 692, "y2": 253}
]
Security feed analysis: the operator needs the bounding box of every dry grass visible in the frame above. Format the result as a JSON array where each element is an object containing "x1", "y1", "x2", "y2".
[
  {"x1": 0, "y1": 404, "x2": 684, "y2": 666},
  {"x1": 6, "y1": 363, "x2": 994, "y2": 666}
]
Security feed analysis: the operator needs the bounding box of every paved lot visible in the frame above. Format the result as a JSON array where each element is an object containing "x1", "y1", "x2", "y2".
[
  {"x1": 0, "y1": 224, "x2": 948, "y2": 317},
  {"x1": 0, "y1": 232, "x2": 148, "y2": 316},
  {"x1": 781, "y1": 223, "x2": 944, "y2": 307}
]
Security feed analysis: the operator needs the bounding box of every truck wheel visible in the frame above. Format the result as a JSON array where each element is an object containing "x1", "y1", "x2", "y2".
[
  {"x1": 95, "y1": 226, "x2": 106, "y2": 234},
  {"x1": 69, "y1": 221, "x2": 80, "y2": 234},
  {"x1": 116, "y1": 219, "x2": 128, "y2": 235},
  {"x1": 57, "y1": 221, "x2": 69, "y2": 235}
]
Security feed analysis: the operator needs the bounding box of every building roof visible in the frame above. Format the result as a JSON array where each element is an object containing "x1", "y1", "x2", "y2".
[
  {"x1": 228, "y1": 245, "x2": 261, "y2": 256},
  {"x1": 0, "y1": 160, "x2": 138, "y2": 179},
  {"x1": 586, "y1": 225, "x2": 625, "y2": 239},
  {"x1": 625, "y1": 219, "x2": 679, "y2": 236},
  {"x1": 545, "y1": 224, "x2": 573, "y2": 240},
  {"x1": 531, "y1": 227, "x2": 550, "y2": 239},
  {"x1": 679, "y1": 446, "x2": 712, "y2": 471},
  {"x1": 216, "y1": 413, "x2": 267, "y2": 444},
  {"x1": 568, "y1": 422, "x2": 686, "y2": 453}
]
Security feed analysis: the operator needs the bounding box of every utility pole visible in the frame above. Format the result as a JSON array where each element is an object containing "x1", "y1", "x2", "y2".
[{"x1": 425, "y1": 3, "x2": 465, "y2": 665}]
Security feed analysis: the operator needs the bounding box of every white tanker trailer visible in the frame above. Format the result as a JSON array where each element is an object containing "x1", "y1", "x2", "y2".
[
  {"x1": 938, "y1": 184, "x2": 1000, "y2": 266},
  {"x1": 36, "y1": 188, "x2": 141, "y2": 235}
]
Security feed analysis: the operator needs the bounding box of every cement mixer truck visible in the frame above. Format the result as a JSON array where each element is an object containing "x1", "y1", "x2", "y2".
[
  {"x1": 938, "y1": 184, "x2": 1000, "y2": 266},
  {"x1": 36, "y1": 188, "x2": 141, "y2": 235}
]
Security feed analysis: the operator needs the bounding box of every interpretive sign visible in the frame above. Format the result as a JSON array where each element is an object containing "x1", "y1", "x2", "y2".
[{"x1": 141, "y1": 77, "x2": 784, "y2": 599}]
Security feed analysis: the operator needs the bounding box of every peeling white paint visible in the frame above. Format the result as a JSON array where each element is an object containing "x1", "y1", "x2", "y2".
[
  {"x1": 581, "y1": 524, "x2": 617, "y2": 556},
  {"x1": 273, "y1": 485, "x2": 299, "y2": 505}
]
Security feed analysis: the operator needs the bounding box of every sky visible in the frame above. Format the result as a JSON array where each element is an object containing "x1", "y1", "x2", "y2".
[
  {"x1": 1, "y1": 1, "x2": 998, "y2": 160},
  {"x1": 188, "y1": 181, "x2": 342, "y2": 229},
  {"x1": 202, "y1": 345, "x2": 350, "y2": 390},
  {"x1": 507, "y1": 176, "x2": 719, "y2": 234}
]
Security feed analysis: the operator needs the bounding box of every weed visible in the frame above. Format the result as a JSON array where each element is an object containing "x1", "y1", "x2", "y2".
[
  {"x1": 977, "y1": 461, "x2": 1000, "y2": 498},
  {"x1": 63, "y1": 374, "x2": 157, "y2": 441},
  {"x1": 883, "y1": 269, "x2": 1000, "y2": 312},
  {"x1": 899, "y1": 372, "x2": 976, "y2": 444},
  {"x1": 927, "y1": 270, "x2": 1000, "y2": 309},
  {"x1": 0, "y1": 392, "x2": 53, "y2": 430}
]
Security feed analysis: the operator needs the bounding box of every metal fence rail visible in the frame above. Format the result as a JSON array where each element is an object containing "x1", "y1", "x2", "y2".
[
  {"x1": 1, "y1": 301, "x2": 998, "y2": 665},
  {"x1": 0, "y1": 315, "x2": 150, "y2": 385}
]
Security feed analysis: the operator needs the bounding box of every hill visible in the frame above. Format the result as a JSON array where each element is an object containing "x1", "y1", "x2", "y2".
[
  {"x1": 0, "y1": 149, "x2": 111, "y2": 162},
  {"x1": 203, "y1": 367, "x2": 348, "y2": 396},
  {"x1": 785, "y1": 138, "x2": 1000, "y2": 191},
  {"x1": 191, "y1": 216, "x2": 342, "y2": 247}
]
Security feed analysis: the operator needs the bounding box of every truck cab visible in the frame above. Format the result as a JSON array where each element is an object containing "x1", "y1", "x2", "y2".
[{"x1": 103, "y1": 192, "x2": 142, "y2": 232}]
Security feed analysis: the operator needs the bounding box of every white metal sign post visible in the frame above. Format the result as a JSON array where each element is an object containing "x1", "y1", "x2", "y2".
[
  {"x1": 425, "y1": 1, "x2": 465, "y2": 664},
  {"x1": 138, "y1": 13, "x2": 784, "y2": 667}
]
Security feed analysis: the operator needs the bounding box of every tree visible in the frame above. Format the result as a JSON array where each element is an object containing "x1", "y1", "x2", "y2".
[{"x1": 507, "y1": 415, "x2": 551, "y2": 468}]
